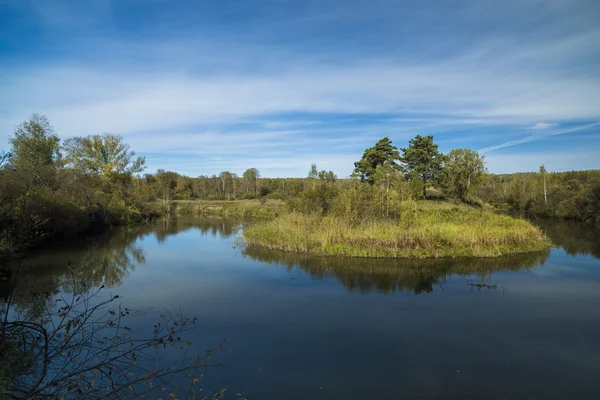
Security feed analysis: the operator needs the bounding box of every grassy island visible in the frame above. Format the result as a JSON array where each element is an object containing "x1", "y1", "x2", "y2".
[{"x1": 243, "y1": 202, "x2": 551, "y2": 259}]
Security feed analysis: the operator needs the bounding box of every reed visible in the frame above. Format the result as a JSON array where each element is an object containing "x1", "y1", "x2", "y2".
[{"x1": 243, "y1": 202, "x2": 551, "y2": 258}]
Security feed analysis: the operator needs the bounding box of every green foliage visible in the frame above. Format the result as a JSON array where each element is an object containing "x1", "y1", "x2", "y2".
[
  {"x1": 9, "y1": 114, "x2": 61, "y2": 170},
  {"x1": 63, "y1": 133, "x2": 146, "y2": 178},
  {"x1": 479, "y1": 169, "x2": 600, "y2": 223},
  {"x1": 0, "y1": 116, "x2": 154, "y2": 257},
  {"x1": 400, "y1": 135, "x2": 444, "y2": 198},
  {"x1": 441, "y1": 149, "x2": 487, "y2": 203},
  {"x1": 150, "y1": 199, "x2": 285, "y2": 219},
  {"x1": 242, "y1": 168, "x2": 260, "y2": 196},
  {"x1": 330, "y1": 166, "x2": 411, "y2": 223},
  {"x1": 353, "y1": 137, "x2": 401, "y2": 185},
  {"x1": 308, "y1": 163, "x2": 318, "y2": 179},
  {"x1": 290, "y1": 176, "x2": 339, "y2": 215}
]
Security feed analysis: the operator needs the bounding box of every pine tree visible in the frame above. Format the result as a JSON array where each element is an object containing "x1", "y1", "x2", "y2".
[
  {"x1": 400, "y1": 135, "x2": 443, "y2": 198},
  {"x1": 353, "y1": 137, "x2": 401, "y2": 185}
]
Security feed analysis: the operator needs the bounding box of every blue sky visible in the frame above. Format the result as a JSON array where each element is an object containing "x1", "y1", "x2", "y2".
[{"x1": 1, "y1": 0, "x2": 599, "y2": 177}]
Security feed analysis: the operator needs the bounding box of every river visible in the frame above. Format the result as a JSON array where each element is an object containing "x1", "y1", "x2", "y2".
[{"x1": 3, "y1": 217, "x2": 600, "y2": 399}]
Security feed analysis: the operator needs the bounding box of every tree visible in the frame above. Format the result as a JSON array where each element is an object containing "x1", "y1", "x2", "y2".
[
  {"x1": 353, "y1": 137, "x2": 401, "y2": 185},
  {"x1": 155, "y1": 169, "x2": 179, "y2": 211},
  {"x1": 308, "y1": 163, "x2": 318, "y2": 179},
  {"x1": 242, "y1": 168, "x2": 260, "y2": 196},
  {"x1": 317, "y1": 169, "x2": 337, "y2": 182},
  {"x1": 217, "y1": 171, "x2": 238, "y2": 200},
  {"x1": 63, "y1": 133, "x2": 145, "y2": 178},
  {"x1": 441, "y1": 149, "x2": 487, "y2": 202},
  {"x1": 400, "y1": 135, "x2": 443, "y2": 198},
  {"x1": 9, "y1": 114, "x2": 61, "y2": 170},
  {"x1": 540, "y1": 165, "x2": 548, "y2": 205}
]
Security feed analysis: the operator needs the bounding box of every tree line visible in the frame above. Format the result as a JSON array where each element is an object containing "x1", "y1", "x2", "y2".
[{"x1": 478, "y1": 168, "x2": 600, "y2": 223}]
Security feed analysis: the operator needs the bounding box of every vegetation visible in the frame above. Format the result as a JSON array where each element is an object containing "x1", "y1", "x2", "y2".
[
  {"x1": 441, "y1": 149, "x2": 487, "y2": 203},
  {"x1": 151, "y1": 199, "x2": 285, "y2": 219},
  {"x1": 400, "y1": 134, "x2": 444, "y2": 198},
  {"x1": 8, "y1": 114, "x2": 61, "y2": 171},
  {"x1": 243, "y1": 135, "x2": 552, "y2": 258},
  {"x1": 243, "y1": 202, "x2": 550, "y2": 258},
  {"x1": 0, "y1": 115, "x2": 154, "y2": 258},
  {"x1": 1, "y1": 269, "x2": 225, "y2": 399},
  {"x1": 478, "y1": 169, "x2": 600, "y2": 223},
  {"x1": 63, "y1": 133, "x2": 146, "y2": 177},
  {"x1": 353, "y1": 137, "x2": 401, "y2": 184}
]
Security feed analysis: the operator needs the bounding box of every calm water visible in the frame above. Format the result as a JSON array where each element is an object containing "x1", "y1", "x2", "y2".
[{"x1": 4, "y1": 218, "x2": 600, "y2": 399}]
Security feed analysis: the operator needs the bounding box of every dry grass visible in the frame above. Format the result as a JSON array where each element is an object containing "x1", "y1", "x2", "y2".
[{"x1": 243, "y1": 201, "x2": 552, "y2": 258}]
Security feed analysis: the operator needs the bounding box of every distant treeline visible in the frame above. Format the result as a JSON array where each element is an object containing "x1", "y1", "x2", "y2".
[
  {"x1": 478, "y1": 169, "x2": 600, "y2": 223},
  {"x1": 138, "y1": 166, "x2": 600, "y2": 224}
]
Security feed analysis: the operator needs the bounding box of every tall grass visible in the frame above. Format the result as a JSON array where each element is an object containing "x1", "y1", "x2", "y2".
[{"x1": 243, "y1": 202, "x2": 552, "y2": 258}]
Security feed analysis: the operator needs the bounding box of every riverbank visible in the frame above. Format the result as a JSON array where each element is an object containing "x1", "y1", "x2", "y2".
[
  {"x1": 149, "y1": 199, "x2": 285, "y2": 219},
  {"x1": 243, "y1": 202, "x2": 551, "y2": 258}
]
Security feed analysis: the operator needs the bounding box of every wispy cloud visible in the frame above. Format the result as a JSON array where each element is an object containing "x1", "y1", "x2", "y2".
[{"x1": 479, "y1": 122, "x2": 600, "y2": 154}]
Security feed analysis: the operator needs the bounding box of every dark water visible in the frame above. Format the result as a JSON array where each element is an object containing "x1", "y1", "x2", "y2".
[{"x1": 4, "y1": 218, "x2": 600, "y2": 399}]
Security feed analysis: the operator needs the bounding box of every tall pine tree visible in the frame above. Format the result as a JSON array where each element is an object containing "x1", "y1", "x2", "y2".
[
  {"x1": 353, "y1": 137, "x2": 401, "y2": 185},
  {"x1": 400, "y1": 135, "x2": 443, "y2": 198}
]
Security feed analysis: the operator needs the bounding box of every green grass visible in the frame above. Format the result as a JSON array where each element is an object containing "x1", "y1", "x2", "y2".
[
  {"x1": 150, "y1": 199, "x2": 285, "y2": 219},
  {"x1": 243, "y1": 201, "x2": 552, "y2": 258}
]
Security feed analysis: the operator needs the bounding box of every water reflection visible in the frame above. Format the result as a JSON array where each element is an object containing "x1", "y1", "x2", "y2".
[
  {"x1": 0, "y1": 218, "x2": 240, "y2": 309},
  {"x1": 505, "y1": 211, "x2": 600, "y2": 259},
  {"x1": 243, "y1": 246, "x2": 551, "y2": 294},
  {"x1": 155, "y1": 217, "x2": 240, "y2": 241},
  {"x1": 536, "y1": 219, "x2": 600, "y2": 258}
]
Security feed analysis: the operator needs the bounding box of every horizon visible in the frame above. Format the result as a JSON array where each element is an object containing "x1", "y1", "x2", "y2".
[{"x1": 1, "y1": 0, "x2": 599, "y2": 178}]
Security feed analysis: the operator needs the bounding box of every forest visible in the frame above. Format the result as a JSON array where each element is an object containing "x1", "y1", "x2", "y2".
[{"x1": 1, "y1": 114, "x2": 599, "y2": 258}]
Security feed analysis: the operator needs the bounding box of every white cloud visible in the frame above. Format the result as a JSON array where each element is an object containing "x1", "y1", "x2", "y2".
[
  {"x1": 1, "y1": 56, "x2": 599, "y2": 143},
  {"x1": 530, "y1": 122, "x2": 557, "y2": 130}
]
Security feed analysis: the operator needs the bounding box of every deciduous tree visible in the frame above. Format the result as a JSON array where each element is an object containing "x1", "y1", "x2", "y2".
[
  {"x1": 9, "y1": 114, "x2": 61, "y2": 170},
  {"x1": 243, "y1": 168, "x2": 260, "y2": 196},
  {"x1": 63, "y1": 133, "x2": 145, "y2": 178},
  {"x1": 441, "y1": 149, "x2": 487, "y2": 202}
]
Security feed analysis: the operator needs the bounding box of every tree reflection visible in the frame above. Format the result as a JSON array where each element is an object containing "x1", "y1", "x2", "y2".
[
  {"x1": 534, "y1": 218, "x2": 600, "y2": 259},
  {"x1": 243, "y1": 246, "x2": 551, "y2": 294},
  {"x1": 154, "y1": 217, "x2": 240, "y2": 242},
  {"x1": 1, "y1": 218, "x2": 241, "y2": 310},
  {"x1": 504, "y1": 211, "x2": 600, "y2": 259}
]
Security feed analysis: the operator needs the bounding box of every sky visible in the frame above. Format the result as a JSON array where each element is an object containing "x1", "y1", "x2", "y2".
[{"x1": 1, "y1": 0, "x2": 599, "y2": 177}]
